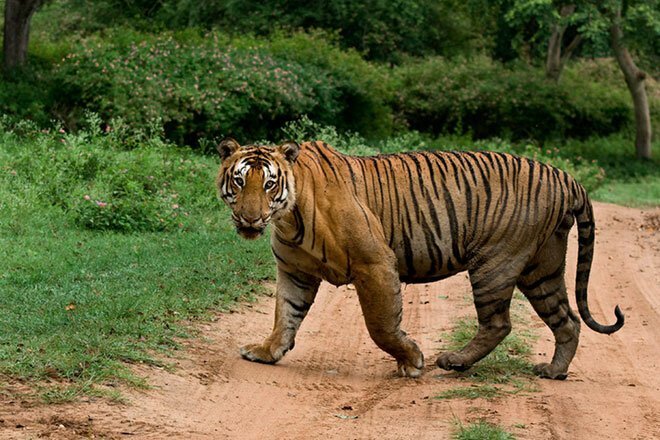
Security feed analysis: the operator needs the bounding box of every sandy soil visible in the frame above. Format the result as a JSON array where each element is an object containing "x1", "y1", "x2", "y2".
[{"x1": 1, "y1": 202, "x2": 658, "y2": 439}]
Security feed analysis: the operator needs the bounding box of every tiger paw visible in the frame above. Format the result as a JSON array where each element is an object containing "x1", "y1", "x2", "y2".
[
  {"x1": 396, "y1": 347, "x2": 424, "y2": 378},
  {"x1": 435, "y1": 352, "x2": 472, "y2": 372},
  {"x1": 533, "y1": 362, "x2": 568, "y2": 380},
  {"x1": 240, "y1": 343, "x2": 278, "y2": 364},
  {"x1": 397, "y1": 361, "x2": 424, "y2": 378}
]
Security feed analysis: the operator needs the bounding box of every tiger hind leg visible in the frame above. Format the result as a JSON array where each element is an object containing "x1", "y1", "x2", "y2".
[
  {"x1": 518, "y1": 221, "x2": 580, "y2": 380},
  {"x1": 436, "y1": 268, "x2": 516, "y2": 372}
]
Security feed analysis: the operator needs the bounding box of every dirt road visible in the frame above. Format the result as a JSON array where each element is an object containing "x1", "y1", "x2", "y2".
[{"x1": 2, "y1": 202, "x2": 658, "y2": 439}]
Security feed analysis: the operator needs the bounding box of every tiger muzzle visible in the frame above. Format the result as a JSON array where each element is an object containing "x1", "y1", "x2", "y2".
[{"x1": 234, "y1": 214, "x2": 268, "y2": 240}]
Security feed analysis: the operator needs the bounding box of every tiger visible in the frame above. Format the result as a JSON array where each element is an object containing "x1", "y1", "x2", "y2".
[{"x1": 215, "y1": 138, "x2": 624, "y2": 379}]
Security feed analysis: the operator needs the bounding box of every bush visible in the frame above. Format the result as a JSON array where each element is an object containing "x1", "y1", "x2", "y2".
[
  {"x1": 1, "y1": 115, "x2": 217, "y2": 233},
  {"x1": 52, "y1": 30, "x2": 392, "y2": 146},
  {"x1": 393, "y1": 56, "x2": 633, "y2": 141},
  {"x1": 0, "y1": 67, "x2": 54, "y2": 126},
  {"x1": 53, "y1": 0, "x2": 480, "y2": 63}
]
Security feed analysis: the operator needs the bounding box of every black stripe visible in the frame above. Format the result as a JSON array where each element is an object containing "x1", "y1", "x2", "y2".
[
  {"x1": 549, "y1": 314, "x2": 569, "y2": 331},
  {"x1": 477, "y1": 300, "x2": 511, "y2": 323},
  {"x1": 285, "y1": 297, "x2": 310, "y2": 314},
  {"x1": 519, "y1": 265, "x2": 564, "y2": 291},
  {"x1": 401, "y1": 197, "x2": 416, "y2": 276},
  {"x1": 578, "y1": 230, "x2": 595, "y2": 247},
  {"x1": 311, "y1": 142, "x2": 340, "y2": 181},
  {"x1": 272, "y1": 247, "x2": 289, "y2": 266},
  {"x1": 283, "y1": 270, "x2": 315, "y2": 291},
  {"x1": 441, "y1": 179, "x2": 462, "y2": 264},
  {"x1": 421, "y1": 152, "x2": 440, "y2": 200},
  {"x1": 521, "y1": 263, "x2": 539, "y2": 277},
  {"x1": 527, "y1": 285, "x2": 562, "y2": 301}
]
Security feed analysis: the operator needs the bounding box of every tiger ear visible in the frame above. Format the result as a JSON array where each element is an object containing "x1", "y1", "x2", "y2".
[
  {"x1": 277, "y1": 140, "x2": 300, "y2": 163},
  {"x1": 217, "y1": 138, "x2": 241, "y2": 161}
]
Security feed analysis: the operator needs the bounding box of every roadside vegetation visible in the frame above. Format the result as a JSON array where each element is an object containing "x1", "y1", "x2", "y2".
[{"x1": 0, "y1": 117, "x2": 273, "y2": 401}]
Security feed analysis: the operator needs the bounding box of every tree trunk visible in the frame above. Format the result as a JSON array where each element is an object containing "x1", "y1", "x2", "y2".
[
  {"x1": 610, "y1": 11, "x2": 652, "y2": 159},
  {"x1": 3, "y1": 0, "x2": 44, "y2": 71},
  {"x1": 546, "y1": 4, "x2": 581, "y2": 81}
]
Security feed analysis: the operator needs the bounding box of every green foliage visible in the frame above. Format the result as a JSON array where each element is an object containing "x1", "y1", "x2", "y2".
[
  {"x1": 3, "y1": 115, "x2": 215, "y2": 232},
  {"x1": 0, "y1": 119, "x2": 274, "y2": 399},
  {"x1": 0, "y1": 67, "x2": 53, "y2": 126},
  {"x1": 57, "y1": 0, "x2": 482, "y2": 63},
  {"x1": 262, "y1": 32, "x2": 393, "y2": 137},
  {"x1": 498, "y1": 0, "x2": 660, "y2": 74},
  {"x1": 557, "y1": 133, "x2": 660, "y2": 207},
  {"x1": 52, "y1": 30, "x2": 392, "y2": 144},
  {"x1": 393, "y1": 56, "x2": 633, "y2": 141},
  {"x1": 454, "y1": 420, "x2": 516, "y2": 440}
]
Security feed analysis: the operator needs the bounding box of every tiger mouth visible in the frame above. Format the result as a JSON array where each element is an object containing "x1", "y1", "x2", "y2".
[{"x1": 236, "y1": 225, "x2": 265, "y2": 240}]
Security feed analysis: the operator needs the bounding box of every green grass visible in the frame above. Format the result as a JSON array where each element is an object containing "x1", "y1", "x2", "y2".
[
  {"x1": 454, "y1": 420, "x2": 516, "y2": 440},
  {"x1": 436, "y1": 294, "x2": 538, "y2": 400},
  {"x1": 592, "y1": 176, "x2": 660, "y2": 207},
  {"x1": 0, "y1": 121, "x2": 274, "y2": 401}
]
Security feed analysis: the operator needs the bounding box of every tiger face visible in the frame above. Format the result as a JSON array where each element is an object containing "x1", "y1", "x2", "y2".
[{"x1": 216, "y1": 138, "x2": 299, "y2": 239}]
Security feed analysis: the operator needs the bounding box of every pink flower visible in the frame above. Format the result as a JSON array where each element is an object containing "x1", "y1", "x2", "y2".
[
  {"x1": 83, "y1": 195, "x2": 91, "y2": 200},
  {"x1": 96, "y1": 201, "x2": 107, "y2": 207}
]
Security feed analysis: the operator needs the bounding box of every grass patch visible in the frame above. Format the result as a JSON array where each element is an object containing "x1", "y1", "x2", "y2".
[
  {"x1": 592, "y1": 176, "x2": 660, "y2": 208},
  {"x1": 436, "y1": 294, "x2": 538, "y2": 400},
  {"x1": 0, "y1": 120, "x2": 274, "y2": 400},
  {"x1": 454, "y1": 420, "x2": 516, "y2": 440},
  {"x1": 436, "y1": 384, "x2": 503, "y2": 400},
  {"x1": 558, "y1": 134, "x2": 660, "y2": 208}
]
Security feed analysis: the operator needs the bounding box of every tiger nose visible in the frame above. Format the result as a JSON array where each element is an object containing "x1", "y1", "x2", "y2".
[{"x1": 242, "y1": 214, "x2": 262, "y2": 225}]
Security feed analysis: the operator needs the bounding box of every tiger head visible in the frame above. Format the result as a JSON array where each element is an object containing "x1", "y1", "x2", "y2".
[{"x1": 216, "y1": 138, "x2": 300, "y2": 240}]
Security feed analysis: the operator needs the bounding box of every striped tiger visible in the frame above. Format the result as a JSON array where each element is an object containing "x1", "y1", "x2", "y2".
[{"x1": 216, "y1": 138, "x2": 624, "y2": 379}]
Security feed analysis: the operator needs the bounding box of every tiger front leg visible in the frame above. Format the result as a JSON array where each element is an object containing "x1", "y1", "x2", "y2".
[
  {"x1": 354, "y1": 263, "x2": 424, "y2": 378},
  {"x1": 240, "y1": 267, "x2": 320, "y2": 364}
]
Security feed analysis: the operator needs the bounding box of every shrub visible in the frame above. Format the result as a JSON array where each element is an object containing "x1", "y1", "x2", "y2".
[
  {"x1": 0, "y1": 66, "x2": 54, "y2": 126},
  {"x1": 259, "y1": 31, "x2": 393, "y2": 137},
  {"x1": 393, "y1": 56, "x2": 634, "y2": 141},
  {"x1": 1, "y1": 115, "x2": 217, "y2": 233},
  {"x1": 52, "y1": 30, "x2": 392, "y2": 146}
]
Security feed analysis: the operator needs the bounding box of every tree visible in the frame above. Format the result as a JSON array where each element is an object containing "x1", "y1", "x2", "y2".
[
  {"x1": 545, "y1": 4, "x2": 582, "y2": 81},
  {"x1": 503, "y1": 0, "x2": 583, "y2": 80},
  {"x1": 3, "y1": 0, "x2": 46, "y2": 70},
  {"x1": 607, "y1": 4, "x2": 652, "y2": 159},
  {"x1": 505, "y1": 0, "x2": 657, "y2": 158}
]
